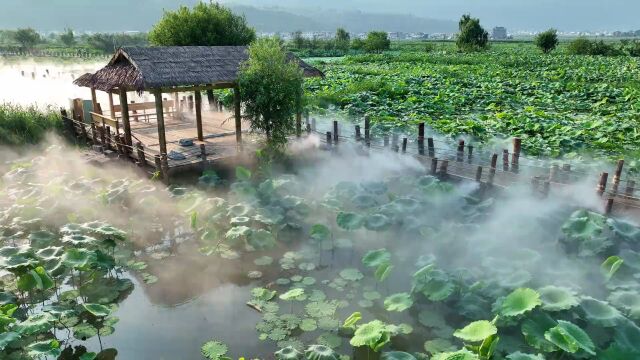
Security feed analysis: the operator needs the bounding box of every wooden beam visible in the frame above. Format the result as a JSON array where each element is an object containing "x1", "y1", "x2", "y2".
[
  {"x1": 119, "y1": 90, "x2": 132, "y2": 147},
  {"x1": 234, "y1": 86, "x2": 242, "y2": 145},
  {"x1": 154, "y1": 91, "x2": 168, "y2": 157},
  {"x1": 108, "y1": 92, "x2": 115, "y2": 118},
  {"x1": 158, "y1": 82, "x2": 236, "y2": 94},
  {"x1": 195, "y1": 91, "x2": 203, "y2": 141}
]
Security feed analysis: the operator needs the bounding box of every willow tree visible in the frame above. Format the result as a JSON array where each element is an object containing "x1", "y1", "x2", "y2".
[
  {"x1": 238, "y1": 37, "x2": 303, "y2": 149},
  {"x1": 149, "y1": 2, "x2": 256, "y2": 46}
]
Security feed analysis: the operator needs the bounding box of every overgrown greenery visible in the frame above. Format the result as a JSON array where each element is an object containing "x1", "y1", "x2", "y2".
[
  {"x1": 534, "y1": 29, "x2": 559, "y2": 54},
  {"x1": 148, "y1": 1, "x2": 256, "y2": 46},
  {"x1": 238, "y1": 37, "x2": 303, "y2": 148},
  {"x1": 0, "y1": 104, "x2": 62, "y2": 145},
  {"x1": 13, "y1": 28, "x2": 40, "y2": 51},
  {"x1": 456, "y1": 15, "x2": 489, "y2": 52}
]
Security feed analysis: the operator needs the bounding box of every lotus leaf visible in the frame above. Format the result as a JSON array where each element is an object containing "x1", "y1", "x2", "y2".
[
  {"x1": 62, "y1": 248, "x2": 97, "y2": 270},
  {"x1": 424, "y1": 339, "x2": 456, "y2": 354},
  {"x1": 363, "y1": 291, "x2": 381, "y2": 301},
  {"x1": 340, "y1": 268, "x2": 364, "y2": 281},
  {"x1": 580, "y1": 297, "x2": 623, "y2": 327},
  {"x1": 316, "y1": 332, "x2": 342, "y2": 349},
  {"x1": 247, "y1": 271, "x2": 263, "y2": 279},
  {"x1": 431, "y1": 349, "x2": 479, "y2": 360},
  {"x1": 275, "y1": 346, "x2": 303, "y2": 360},
  {"x1": 280, "y1": 288, "x2": 305, "y2": 301},
  {"x1": 254, "y1": 256, "x2": 273, "y2": 266},
  {"x1": 0, "y1": 331, "x2": 20, "y2": 351},
  {"x1": 0, "y1": 252, "x2": 38, "y2": 272},
  {"x1": 412, "y1": 265, "x2": 455, "y2": 301},
  {"x1": 337, "y1": 212, "x2": 364, "y2": 230},
  {"x1": 384, "y1": 293, "x2": 413, "y2": 312},
  {"x1": 362, "y1": 249, "x2": 391, "y2": 268},
  {"x1": 277, "y1": 339, "x2": 305, "y2": 352},
  {"x1": 225, "y1": 226, "x2": 251, "y2": 243},
  {"x1": 454, "y1": 320, "x2": 497, "y2": 342},
  {"x1": 306, "y1": 301, "x2": 336, "y2": 318},
  {"x1": 381, "y1": 352, "x2": 417, "y2": 360},
  {"x1": 609, "y1": 291, "x2": 640, "y2": 319},
  {"x1": 365, "y1": 214, "x2": 391, "y2": 232},
  {"x1": 305, "y1": 345, "x2": 339, "y2": 360},
  {"x1": 317, "y1": 317, "x2": 339, "y2": 331},
  {"x1": 418, "y1": 309, "x2": 447, "y2": 328},
  {"x1": 28, "y1": 230, "x2": 56, "y2": 247},
  {"x1": 505, "y1": 353, "x2": 545, "y2": 360},
  {"x1": 227, "y1": 204, "x2": 251, "y2": 217},
  {"x1": 269, "y1": 327, "x2": 289, "y2": 341},
  {"x1": 15, "y1": 312, "x2": 54, "y2": 335},
  {"x1": 607, "y1": 218, "x2": 640, "y2": 242},
  {"x1": 500, "y1": 288, "x2": 541, "y2": 317},
  {"x1": 247, "y1": 229, "x2": 276, "y2": 251},
  {"x1": 299, "y1": 263, "x2": 316, "y2": 271},
  {"x1": 601, "y1": 256, "x2": 624, "y2": 280},
  {"x1": 351, "y1": 194, "x2": 377, "y2": 208},
  {"x1": 350, "y1": 320, "x2": 386, "y2": 348},
  {"x1": 358, "y1": 299, "x2": 374, "y2": 308},
  {"x1": 201, "y1": 340, "x2": 228, "y2": 360},
  {"x1": 538, "y1": 286, "x2": 579, "y2": 311},
  {"x1": 17, "y1": 266, "x2": 54, "y2": 291},
  {"x1": 310, "y1": 224, "x2": 331, "y2": 242},
  {"x1": 300, "y1": 318, "x2": 318, "y2": 332},
  {"x1": 82, "y1": 303, "x2": 112, "y2": 317},
  {"x1": 544, "y1": 320, "x2": 595, "y2": 355},
  {"x1": 231, "y1": 216, "x2": 251, "y2": 225},
  {"x1": 26, "y1": 339, "x2": 61, "y2": 358}
]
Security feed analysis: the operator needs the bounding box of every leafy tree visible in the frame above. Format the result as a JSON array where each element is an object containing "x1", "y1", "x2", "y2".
[
  {"x1": 364, "y1": 31, "x2": 390, "y2": 53},
  {"x1": 149, "y1": 2, "x2": 255, "y2": 46},
  {"x1": 59, "y1": 28, "x2": 75, "y2": 47},
  {"x1": 335, "y1": 27, "x2": 351, "y2": 51},
  {"x1": 238, "y1": 37, "x2": 304, "y2": 149},
  {"x1": 567, "y1": 37, "x2": 620, "y2": 56},
  {"x1": 87, "y1": 33, "x2": 148, "y2": 53},
  {"x1": 534, "y1": 29, "x2": 558, "y2": 54},
  {"x1": 567, "y1": 37, "x2": 593, "y2": 55},
  {"x1": 292, "y1": 30, "x2": 306, "y2": 49},
  {"x1": 456, "y1": 14, "x2": 488, "y2": 52},
  {"x1": 14, "y1": 28, "x2": 40, "y2": 50}
]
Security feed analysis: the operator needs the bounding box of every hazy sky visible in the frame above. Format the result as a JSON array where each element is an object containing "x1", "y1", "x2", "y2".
[{"x1": 0, "y1": 0, "x2": 637, "y2": 31}]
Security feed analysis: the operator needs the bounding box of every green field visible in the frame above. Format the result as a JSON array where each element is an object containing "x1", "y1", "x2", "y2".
[{"x1": 305, "y1": 42, "x2": 640, "y2": 159}]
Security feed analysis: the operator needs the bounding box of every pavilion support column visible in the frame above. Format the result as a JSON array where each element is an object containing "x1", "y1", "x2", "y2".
[
  {"x1": 90, "y1": 87, "x2": 101, "y2": 115},
  {"x1": 154, "y1": 90, "x2": 168, "y2": 158},
  {"x1": 195, "y1": 91, "x2": 204, "y2": 141},
  {"x1": 119, "y1": 89, "x2": 132, "y2": 147},
  {"x1": 108, "y1": 92, "x2": 115, "y2": 118},
  {"x1": 234, "y1": 86, "x2": 242, "y2": 146},
  {"x1": 173, "y1": 92, "x2": 180, "y2": 119}
]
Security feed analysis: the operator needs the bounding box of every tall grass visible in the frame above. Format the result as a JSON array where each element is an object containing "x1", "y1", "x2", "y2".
[{"x1": 0, "y1": 104, "x2": 62, "y2": 145}]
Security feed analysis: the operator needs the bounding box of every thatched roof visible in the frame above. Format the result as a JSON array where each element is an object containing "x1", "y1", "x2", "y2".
[
  {"x1": 74, "y1": 73, "x2": 95, "y2": 88},
  {"x1": 74, "y1": 46, "x2": 323, "y2": 92}
]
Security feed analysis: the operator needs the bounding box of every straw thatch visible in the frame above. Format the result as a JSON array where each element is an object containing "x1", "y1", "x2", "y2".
[
  {"x1": 74, "y1": 46, "x2": 323, "y2": 92},
  {"x1": 74, "y1": 73, "x2": 95, "y2": 88}
]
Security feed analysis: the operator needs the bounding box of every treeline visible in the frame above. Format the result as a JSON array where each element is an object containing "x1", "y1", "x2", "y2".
[
  {"x1": 566, "y1": 37, "x2": 640, "y2": 57},
  {"x1": 287, "y1": 28, "x2": 391, "y2": 57},
  {"x1": 0, "y1": 28, "x2": 148, "y2": 55}
]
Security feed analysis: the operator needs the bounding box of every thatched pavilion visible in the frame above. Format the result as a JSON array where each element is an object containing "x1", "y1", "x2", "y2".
[{"x1": 74, "y1": 46, "x2": 322, "y2": 158}]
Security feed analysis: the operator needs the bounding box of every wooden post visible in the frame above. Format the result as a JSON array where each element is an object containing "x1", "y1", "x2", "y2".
[
  {"x1": 188, "y1": 95, "x2": 194, "y2": 112},
  {"x1": 430, "y1": 158, "x2": 438, "y2": 174},
  {"x1": 119, "y1": 90, "x2": 132, "y2": 147},
  {"x1": 475, "y1": 166, "x2": 483, "y2": 182},
  {"x1": 383, "y1": 135, "x2": 389, "y2": 147},
  {"x1": 364, "y1": 116, "x2": 371, "y2": 147},
  {"x1": 605, "y1": 198, "x2": 614, "y2": 215},
  {"x1": 108, "y1": 92, "x2": 115, "y2": 118},
  {"x1": 136, "y1": 142, "x2": 145, "y2": 167},
  {"x1": 355, "y1": 125, "x2": 361, "y2": 141},
  {"x1": 80, "y1": 121, "x2": 88, "y2": 141},
  {"x1": 234, "y1": 86, "x2": 242, "y2": 146},
  {"x1": 612, "y1": 160, "x2": 624, "y2": 195},
  {"x1": 326, "y1": 132, "x2": 332, "y2": 146},
  {"x1": 90, "y1": 122, "x2": 97, "y2": 145},
  {"x1": 542, "y1": 181, "x2": 551, "y2": 198},
  {"x1": 200, "y1": 144, "x2": 207, "y2": 170},
  {"x1": 99, "y1": 126, "x2": 106, "y2": 152},
  {"x1": 402, "y1": 138, "x2": 407, "y2": 153},
  {"x1": 154, "y1": 155, "x2": 163, "y2": 180},
  {"x1": 333, "y1": 121, "x2": 339, "y2": 143},
  {"x1": 418, "y1": 123, "x2": 425, "y2": 155},
  {"x1": 467, "y1": 145, "x2": 474, "y2": 163},
  {"x1": 439, "y1": 160, "x2": 449, "y2": 176},
  {"x1": 488, "y1": 153, "x2": 498, "y2": 185},
  {"x1": 597, "y1": 172, "x2": 609, "y2": 196},
  {"x1": 427, "y1": 138, "x2": 435, "y2": 157},
  {"x1": 306, "y1": 123, "x2": 311, "y2": 134},
  {"x1": 311, "y1": 118, "x2": 317, "y2": 132},
  {"x1": 549, "y1": 164, "x2": 559, "y2": 182},
  {"x1": 562, "y1": 164, "x2": 571, "y2": 183},
  {"x1": 512, "y1": 138, "x2": 521, "y2": 172},
  {"x1": 105, "y1": 126, "x2": 112, "y2": 150},
  {"x1": 195, "y1": 91, "x2": 203, "y2": 141},
  {"x1": 457, "y1": 140, "x2": 465, "y2": 162},
  {"x1": 161, "y1": 155, "x2": 170, "y2": 184},
  {"x1": 625, "y1": 180, "x2": 636, "y2": 198},
  {"x1": 206, "y1": 89, "x2": 215, "y2": 108},
  {"x1": 502, "y1": 150, "x2": 509, "y2": 171},
  {"x1": 296, "y1": 112, "x2": 302, "y2": 137},
  {"x1": 90, "y1": 87, "x2": 101, "y2": 115},
  {"x1": 392, "y1": 134, "x2": 399, "y2": 149},
  {"x1": 174, "y1": 93, "x2": 181, "y2": 116},
  {"x1": 154, "y1": 91, "x2": 168, "y2": 158}
]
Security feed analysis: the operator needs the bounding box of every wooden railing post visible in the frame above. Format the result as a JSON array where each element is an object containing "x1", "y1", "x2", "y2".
[
  {"x1": 333, "y1": 121, "x2": 339, "y2": 144},
  {"x1": 625, "y1": 180, "x2": 636, "y2": 198},
  {"x1": 512, "y1": 138, "x2": 521, "y2": 173},
  {"x1": 90, "y1": 122, "x2": 97, "y2": 145},
  {"x1": 488, "y1": 153, "x2": 498, "y2": 185},
  {"x1": 430, "y1": 158, "x2": 438, "y2": 174},
  {"x1": 200, "y1": 144, "x2": 207, "y2": 170},
  {"x1": 326, "y1": 132, "x2": 332, "y2": 146},
  {"x1": 427, "y1": 138, "x2": 435, "y2": 157},
  {"x1": 417, "y1": 123, "x2": 425, "y2": 155},
  {"x1": 467, "y1": 145, "x2": 474, "y2": 163},
  {"x1": 105, "y1": 125, "x2": 112, "y2": 151},
  {"x1": 355, "y1": 125, "x2": 361, "y2": 141},
  {"x1": 383, "y1": 135, "x2": 389, "y2": 148},
  {"x1": 612, "y1": 160, "x2": 624, "y2": 195},
  {"x1": 502, "y1": 149, "x2": 509, "y2": 172},
  {"x1": 99, "y1": 126, "x2": 106, "y2": 152},
  {"x1": 457, "y1": 140, "x2": 465, "y2": 162},
  {"x1": 136, "y1": 142, "x2": 145, "y2": 167},
  {"x1": 364, "y1": 116, "x2": 371, "y2": 147},
  {"x1": 597, "y1": 172, "x2": 609, "y2": 196},
  {"x1": 402, "y1": 138, "x2": 407, "y2": 153},
  {"x1": 475, "y1": 166, "x2": 483, "y2": 182}
]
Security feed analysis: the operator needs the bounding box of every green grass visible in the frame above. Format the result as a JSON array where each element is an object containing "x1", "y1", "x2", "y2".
[{"x1": 0, "y1": 104, "x2": 62, "y2": 145}]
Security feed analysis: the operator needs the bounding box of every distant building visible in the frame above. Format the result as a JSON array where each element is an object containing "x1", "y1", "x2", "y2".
[{"x1": 492, "y1": 27, "x2": 508, "y2": 40}]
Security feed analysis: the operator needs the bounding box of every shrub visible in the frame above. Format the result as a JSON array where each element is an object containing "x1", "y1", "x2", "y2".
[
  {"x1": 534, "y1": 29, "x2": 559, "y2": 54},
  {"x1": 363, "y1": 31, "x2": 391, "y2": 53},
  {"x1": 456, "y1": 15, "x2": 489, "y2": 52},
  {"x1": 0, "y1": 104, "x2": 62, "y2": 145},
  {"x1": 567, "y1": 37, "x2": 620, "y2": 56},
  {"x1": 13, "y1": 28, "x2": 40, "y2": 51}
]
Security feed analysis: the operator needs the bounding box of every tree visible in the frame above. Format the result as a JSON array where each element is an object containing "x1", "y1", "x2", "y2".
[
  {"x1": 456, "y1": 14, "x2": 488, "y2": 52},
  {"x1": 534, "y1": 29, "x2": 558, "y2": 54},
  {"x1": 567, "y1": 37, "x2": 593, "y2": 55},
  {"x1": 292, "y1": 30, "x2": 306, "y2": 49},
  {"x1": 335, "y1": 28, "x2": 350, "y2": 51},
  {"x1": 149, "y1": 2, "x2": 255, "y2": 46},
  {"x1": 14, "y1": 28, "x2": 40, "y2": 51},
  {"x1": 364, "y1": 31, "x2": 390, "y2": 53},
  {"x1": 59, "y1": 28, "x2": 75, "y2": 47},
  {"x1": 238, "y1": 37, "x2": 304, "y2": 149}
]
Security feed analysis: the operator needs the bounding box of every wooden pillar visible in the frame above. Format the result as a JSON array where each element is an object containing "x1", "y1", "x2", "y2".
[
  {"x1": 402, "y1": 138, "x2": 407, "y2": 153},
  {"x1": 333, "y1": 121, "x2": 339, "y2": 143},
  {"x1": 90, "y1": 87, "x2": 101, "y2": 114},
  {"x1": 364, "y1": 116, "x2": 371, "y2": 147},
  {"x1": 136, "y1": 142, "x2": 145, "y2": 167},
  {"x1": 512, "y1": 138, "x2": 521, "y2": 172},
  {"x1": 174, "y1": 93, "x2": 180, "y2": 117},
  {"x1": 355, "y1": 125, "x2": 361, "y2": 141},
  {"x1": 206, "y1": 89, "x2": 215, "y2": 108},
  {"x1": 154, "y1": 91, "x2": 168, "y2": 158},
  {"x1": 427, "y1": 138, "x2": 435, "y2": 157},
  {"x1": 612, "y1": 160, "x2": 624, "y2": 195},
  {"x1": 457, "y1": 140, "x2": 465, "y2": 162},
  {"x1": 418, "y1": 123, "x2": 425, "y2": 155},
  {"x1": 234, "y1": 86, "x2": 242, "y2": 146},
  {"x1": 597, "y1": 172, "x2": 609, "y2": 197},
  {"x1": 195, "y1": 91, "x2": 203, "y2": 141},
  {"x1": 108, "y1": 92, "x2": 115, "y2": 118},
  {"x1": 119, "y1": 89, "x2": 132, "y2": 147}
]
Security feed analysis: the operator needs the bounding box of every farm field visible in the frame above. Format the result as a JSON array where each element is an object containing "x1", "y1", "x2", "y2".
[{"x1": 305, "y1": 43, "x2": 640, "y2": 160}]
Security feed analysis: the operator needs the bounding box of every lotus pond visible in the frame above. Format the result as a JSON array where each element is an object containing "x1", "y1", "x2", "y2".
[{"x1": 1, "y1": 144, "x2": 640, "y2": 360}]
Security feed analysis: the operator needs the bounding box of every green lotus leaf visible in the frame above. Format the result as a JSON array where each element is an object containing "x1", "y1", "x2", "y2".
[
  {"x1": 73, "y1": 322, "x2": 99, "y2": 340},
  {"x1": 280, "y1": 314, "x2": 301, "y2": 330},
  {"x1": 310, "y1": 224, "x2": 331, "y2": 242},
  {"x1": 365, "y1": 214, "x2": 391, "y2": 232},
  {"x1": 599, "y1": 343, "x2": 640, "y2": 360},
  {"x1": 580, "y1": 297, "x2": 623, "y2": 327},
  {"x1": 431, "y1": 349, "x2": 478, "y2": 360},
  {"x1": 62, "y1": 248, "x2": 97, "y2": 270},
  {"x1": 28, "y1": 230, "x2": 56, "y2": 247},
  {"x1": 340, "y1": 268, "x2": 364, "y2": 281},
  {"x1": 384, "y1": 293, "x2": 413, "y2": 312},
  {"x1": 26, "y1": 339, "x2": 61, "y2": 358},
  {"x1": 81, "y1": 303, "x2": 111, "y2": 317},
  {"x1": 15, "y1": 312, "x2": 54, "y2": 335},
  {"x1": 60, "y1": 223, "x2": 83, "y2": 235},
  {"x1": 500, "y1": 288, "x2": 541, "y2": 317},
  {"x1": 412, "y1": 265, "x2": 455, "y2": 301},
  {"x1": 254, "y1": 256, "x2": 273, "y2": 266},
  {"x1": 251, "y1": 287, "x2": 276, "y2": 301},
  {"x1": 562, "y1": 210, "x2": 605, "y2": 238},
  {"x1": 361, "y1": 181, "x2": 388, "y2": 195},
  {"x1": 613, "y1": 319, "x2": 640, "y2": 353},
  {"x1": 601, "y1": 256, "x2": 624, "y2": 281},
  {"x1": 225, "y1": 226, "x2": 251, "y2": 241},
  {"x1": 93, "y1": 224, "x2": 126, "y2": 240},
  {"x1": 424, "y1": 339, "x2": 456, "y2": 355},
  {"x1": 0, "y1": 332, "x2": 20, "y2": 351},
  {"x1": 302, "y1": 277, "x2": 316, "y2": 286},
  {"x1": 351, "y1": 194, "x2": 377, "y2": 209},
  {"x1": 0, "y1": 252, "x2": 38, "y2": 272},
  {"x1": 247, "y1": 229, "x2": 276, "y2": 251},
  {"x1": 36, "y1": 246, "x2": 64, "y2": 261},
  {"x1": 235, "y1": 166, "x2": 252, "y2": 181},
  {"x1": 277, "y1": 339, "x2": 305, "y2": 352},
  {"x1": 505, "y1": 352, "x2": 545, "y2": 360},
  {"x1": 362, "y1": 249, "x2": 391, "y2": 268},
  {"x1": 299, "y1": 263, "x2": 316, "y2": 271},
  {"x1": 498, "y1": 270, "x2": 532, "y2": 289},
  {"x1": 201, "y1": 340, "x2": 228, "y2": 360},
  {"x1": 269, "y1": 327, "x2": 289, "y2": 341},
  {"x1": 375, "y1": 263, "x2": 394, "y2": 283},
  {"x1": 363, "y1": 291, "x2": 381, "y2": 301},
  {"x1": 418, "y1": 309, "x2": 447, "y2": 328},
  {"x1": 538, "y1": 286, "x2": 579, "y2": 312},
  {"x1": 275, "y1": 346, "x2": 303, "y2": 360},
  {"x1": 381, "y1": 352, "x2": 417, "y2": 360},
  {"x1": 280, "y1": 288, "x2": 305, "y2": 301},
  {"x1": 305, "y1": 344, "x2": 339, "y2": 360},
  {"x1": 300, "y1": 318, "x2": 318, "y2": 332},
  {"x1": 343, "y1": 312, "x2": 362, "y2": 329},
  {"x1": 80, "y1": 277, "x2": 132, "y2": 304},
  {"x1": 544, "y1": 320, "x2": 595, "y2": 356},
  {"x1": 454, "y1": 320, "x2": 497, "y2": 343},
  {"x1": 316, "y1": 332, "x2": 342, "y2": 349},
  {"x1": 337, "y1": 212, "x2": 364, "y2": 231},
  {"x1": 306, "y1": 301, "x2": 337, "y2": 318},
  {"x1": 230, "y1": 216, "x2": 251, "y2": 225},
  {"x1": 350, "y1": 320, "x2": 386, "y2": 347},
  {"x1": 227, "y1": 204, "x2": 250, "y2": 217},
  {"x1": 607, "y1": 218, "x2": 640, "y2": 242},
  {"x1": 619, "y1": 249, "x2": 640, "y2": 271},
  {"x1": 17, "y1": 266, "x2": 54, "y2": 291},
  {"x1": 609, "y1": 291, "x2": 640, "y2": 319},
  {"x1": 317, "y1": 317, "x2": 339, "y2": 331}
]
